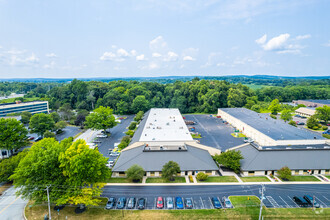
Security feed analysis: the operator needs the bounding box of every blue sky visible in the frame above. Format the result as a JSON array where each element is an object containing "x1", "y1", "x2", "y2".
[{"x1": 0, "y1": 0, "x2": 329, "y2": 78}]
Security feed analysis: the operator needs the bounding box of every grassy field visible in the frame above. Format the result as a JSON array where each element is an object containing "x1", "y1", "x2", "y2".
[
  {"x1": 146, "y1": 177, "x2": 186, "y2": 183},
  {"x1": 198, "y1": 176, "x2": 238, "y2": 182},
  {"x1": 25, "y1": 196, "x2": 330, "y2": 220},
  {"x1": 191, "y1": 133, "x2": 201, "y2": 138},
  {"x1": 0, "y1": 97, "x2": 40, "y2": 103},
  {"x1": 240, "y1": 176, "x2": 271, "y2": 182},
  {"x1": 282, "y1": 176, "x2": 320, "y2": 182},
  {"x1": 106, "y1": 178, "x2": 141, "y2": 183}
]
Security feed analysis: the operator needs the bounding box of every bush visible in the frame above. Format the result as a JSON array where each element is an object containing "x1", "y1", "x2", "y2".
[
  {"x1": 128, "y1": 122, "x2": 137, "y2": 130},
  {"x1": 44, "y1": 131, "x2": 56, "y2": 138},
  {"x1": 126, "y1": 164, "x2": 145, "y2": 182},
  {"x1": 189, "y1": 175, "x2": 194, "y2": 183},
  {"x1": 312, "y1": 126, "x2": 319, "y2": 130},
  {"x1": 125, "y1": 130, "x2": 135, "y2": 137},
  {"x1": 196, "y1": 172, "x2": 208, "y2": 181},
  {"x1": 322, "y1": 126, "x2": 328, "y2": 130},
  {"x1": 270, "y1": 114, "x2": 277, "y2": 119},
  {"x1": 134, "y1": 111, "x2": 144, "y2": 122},
  {"x1": 288, "y1": 120, "x2": 297, "y2": 127},
  {"x1": 323, "y1": 134, "x2": 330, "y2": 139},
  {"x1": 277, "y1": 166, "x2": 292, "y2": 180}
]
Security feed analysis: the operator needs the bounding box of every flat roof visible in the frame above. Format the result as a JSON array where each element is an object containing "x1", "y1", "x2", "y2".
[
  {"x1": 112, "y1": 145, "x2": 218, "y2": 172},
  {"x1": 0, "y1": 101, "x2": 48, "y2": 109},
  {"x1": 295, "y1": 107, "x2": 315, "y2": 115},
  {"x1": 219, "y1": 108, "x2": 325, "y2": 141},
  {"x1": 133, "y1": 108, "x2": 193, "y2": 143},
  {"x1": 302, "y1": 100, "x2": 330, "y2": 105},
  {"x1": 239, "y1": 144, "x2": 330, "y2": 171}
]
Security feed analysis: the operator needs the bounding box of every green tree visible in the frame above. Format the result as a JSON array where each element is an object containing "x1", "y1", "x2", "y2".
[
  {"x1": 55, "y1": 121, "x2": 67, "y2": 131},
  {"x1": 85, "y1": 106, "x2": 117, "y2": 133},
  {"x1": 116, "y1": 100, "x2": 130, "y2": 115},
  {"x1": 20, "y1": 111, "x2": 32, "y2": 124},
  {"x1": 128, "y1": 121, "x2": 137, "y2": 130},
  {"x1": 162, "y1": 161, "x2": 181, "y2": 181},
  {"x1": 227, "y1": 88, "x2": 247, "y2": 107},
  {"x1": 126, "y1": 164, "x2": 145, "y2": 182},
  {"x1": 196, "y1": 172, "x2": 208, "y2": 181},
  {"x1": 277, "y1": 166, "x2": 292, "y2": 180},
  {"x1": 50, "y1": 112, "x2": 61, "y2": 123},
  {"x1": 58, "y1": 103, "x2": 74, "y2": 121},
  {"x1": 288, "y1": 120, "x2": 297, "y2": 127},
  {"x1": 268, "y1": 99, "x2": 281, "y2": 115},
  {"x1": 213, "y1": 150, "x2": 244, "y2": 173},
  {"x1": 125, "y1": 130, "x2": 135, "y2": 137},
  {"x1": 315, "y1": 105, "x2": 330, "y2": 124},
  {"x1": 251, "y1": 104, "x2": 261, "y2": 113},
  {"x1": 306, "y1": 115, "x2": 319, "y2": 129},
  {"x1": 134, "y1": 111, "x2": 144, "y2": 121},
  {"x1": 29, "y1": 113, "x2": 55, "y2": 137},
  {"x1": 44, "y1": 130, "x2": 56, "y2": 138},
  {"x1": 0, "y1": 118, "x2": 28, "y2": 151},
  {"x1": 280, "y1": 110, "x2": 292, "y2": 122},
  {"x1": 0, "y1": 149, "x2": 28, "y2": 182},
  {"x1": 132, "y1": 95, "x2": 149, "y2": 113}
]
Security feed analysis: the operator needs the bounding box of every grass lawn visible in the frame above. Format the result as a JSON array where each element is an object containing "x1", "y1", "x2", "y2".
[
  {"x1": 106, "y1": 178, "x2": 141, "y2": 183},
  {"x1": 281, "y1": 175, "x2": 320, "y2": 182},
  {"x1": 0, "y1": 97, "x2": 39, "y2": 103},
  {"x1": 25, "y1": 196, "x2": 330, "y2": 220},
  {"x1": 231, "y1": 133, "x2": 246, "y2": 138},
  {"x1": 324, "y1": 175, "x2": 330, "y2": 179},
  {"x1": 146, "y1": 177, "x2": 186, "y2": 183},
  {"x1": 240, "y1": 176, "x2": 271, "y2": 182},
  {"x1": 198, "y1": 176, "x2": 238, "y2": 183},
  {"x1": 191, "y1": 133, "x2": 201, "y2": 138}
]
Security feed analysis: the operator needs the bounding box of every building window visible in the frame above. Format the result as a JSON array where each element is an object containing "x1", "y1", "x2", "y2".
[
  {"x1": 119, "y1": 172, "x2": 125, "y2": 175},
  {"x1": 248, "y1": 171, "x2": 254, "y2": 175}
]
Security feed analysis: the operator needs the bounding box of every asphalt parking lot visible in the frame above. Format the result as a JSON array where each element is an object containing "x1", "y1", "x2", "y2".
[
  {"x1": 96, "y1": 115, "x2": 134, "y2": 158},
  {"x1": 183, "y1": 114, "x2": 245, "y2": 151},
  {"x1": 56, "y1": 126, "x2": 82, "y2": 141},
  {"x1": 102, "y1": 184, "x2": 330, "y2": 210}
]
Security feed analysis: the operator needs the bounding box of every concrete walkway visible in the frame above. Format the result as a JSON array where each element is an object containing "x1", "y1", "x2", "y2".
[
  {"x1": 233, "y1": 173, "x2": 243, "y2": 183},
  {"x1": 192, "y1": 176, "x2": 198, "y2": 184},
  {"x1": 142, "y1": 176, "x2": 147, "y2": 184},
  {"x1": 266, "y1": 175, "x2": 275, "y2": 182},
  {"x1": 313, "y1": 174, "x2": 326, "y2": 182},
  {"x1": 185, "y1": 176, "x2": 190, "y2": 183}
]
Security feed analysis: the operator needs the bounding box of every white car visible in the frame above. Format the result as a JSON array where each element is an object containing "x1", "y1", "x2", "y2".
[
  {"x1": 97, "y1": 134, "x2": 107, "y2": 138},
  {"x1": 109, "y1": 152, "x2": 120, "y2": 157}
]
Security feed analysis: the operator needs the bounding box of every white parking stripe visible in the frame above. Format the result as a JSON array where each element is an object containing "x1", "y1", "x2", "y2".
[
  {"x1": 266, "y1": 196, "x2": 280, "y2": 208},
  {"x1": 315, "y1": 196, "x2": 327, "y2": 208},
  {"x1": 200, "y1": 197, "x2": 204, "y2": 209},
  {"x1": 278, "y1": 196, "x2": 290, "y2": 208},
  {"x1": 288, "y1": 196, "x2": 300, "y2": 208},
  {"x1": 209, "y1": 197, "x2": 215, "y2": 209},
  {"x1": 322, "y1": 196, "x2": 330, "y2": 202}
]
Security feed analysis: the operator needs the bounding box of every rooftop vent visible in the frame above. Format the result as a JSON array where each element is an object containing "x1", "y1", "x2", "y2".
[{"x1": 166, "y1": 122, "x2": 170, "y2": 125}]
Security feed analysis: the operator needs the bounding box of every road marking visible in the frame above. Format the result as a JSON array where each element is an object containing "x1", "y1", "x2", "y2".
[
  {"x1": 322, "y1": 196, "x2": 329, "y2": 202},
  {"x1": 315, "y1": 196, "x2": 327, "y2": 208},
  {"x1": 200, "y1": 197, "x2": 204, "y2": 209},
  {"x1": 266, "y1": 196, "x2": 280, "y2": 208},
  {"x1": 0, "y1": 195, "x2": 22, "y2": 215},
  {"x1": 278, "y1": 196, "x2": 290, "y2": 208},
  {"x1": 209, "y1": 197, "x2": 214, "y2": 209},
  {"x1": 287, "y1": 196, "x2": 300, "y2": 208}
]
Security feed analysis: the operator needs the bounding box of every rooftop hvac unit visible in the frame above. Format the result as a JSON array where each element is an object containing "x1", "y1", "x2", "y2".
[
  {"x1": 166, "y1": 122, "x2": 170, "y2": 125},
  {"x1": 179, "y1": 127, "x2": 183, "y2": 129},
  {"x1": 152, "y1": 138, "x2": 155, "y2": 140}
]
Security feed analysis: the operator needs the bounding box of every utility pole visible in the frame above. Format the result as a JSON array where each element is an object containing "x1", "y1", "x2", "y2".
[
  {"x1": 259, "y1": 184, "x2": 265, "y2": 220},
  {"x1": 46, "y1": 185, "x2": 51, "y2": 220}
]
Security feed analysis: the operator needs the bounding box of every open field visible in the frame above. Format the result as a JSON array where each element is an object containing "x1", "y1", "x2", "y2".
[
  {"x1": 25, "y1": 196, "x2": 330, "y2": 220},
  {"x1": 146, "y1": 177, "x2": 186, "y2": 183},
  {"x1": 198, "y1": 176, "x2": 238, "y2": 182},
  {"x1": 240, "y1": 176, "x2": 271, "y2": 182}
]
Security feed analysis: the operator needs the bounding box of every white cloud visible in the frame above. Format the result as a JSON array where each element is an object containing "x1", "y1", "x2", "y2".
[
  {"x1": 117, "y1": 48, "x2": 129, "y2": 57},
  {"x1": 149, "y1": 36, "x2": 168, "y2": 51},
  {"x1": 296, "y1": 34, "x2": 311, "y2": 40},
  {"x1": 255, "y1": 34, "x2": 267, "y2": 45},
  {"x1": 43, "y1": 61, "x2": 55, "y2": 69},
  {"x1": 46, "y1": 53, "x2": 57, "y2": 58},
  {"x1": 136, "y1": 54, "x2": 147, "y2": 61},
  {"x1": 163, "y1": 51, "x2": 178, "y2": 62},
  {"x1": 26, "y1": 53, "x2": 39, "y2": 63},
  {"x1": 183, "y1": 55, "x2": 195, "y2": 61},
  {"x1": 100, "y1": 48, "x2": 136, "y2": 62},
  {"x1": 7, "y1": 49, "x2": 26, "y2": 55},
  {"x1": 148, "y1": 62, "x2": 159, "y2": 69},
  {"x1": 263, "y1": 33, "x2": 290, "y2": 51},
  {"x1": 323, "y1": 40, "x2": 330, "y2": 47},
  {"x1": 152, "y1": 52, "x2": 162, "y2": 58},
  {"x1": 202, "y1": 52, "x2": 222, "y2": 67},
  {"x1": 100, "y1": 52, "x2": 118, "y2": 61},
  {"x1": 130, "y1": 50, "x2": 137, "y2": 56}
]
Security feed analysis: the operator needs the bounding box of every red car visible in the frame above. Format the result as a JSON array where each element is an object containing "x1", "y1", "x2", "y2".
[
  {"x1": 156, "y1": 197, "x2": 163, "y2": 209},
  {"x1": 28, "y1": 136, "x2": 34, "y2": 140}
]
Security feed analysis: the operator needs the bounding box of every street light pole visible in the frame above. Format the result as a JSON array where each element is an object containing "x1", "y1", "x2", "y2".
[
  {"x1": 259, "y1": 184, "x2": 265, "y2": 220},
  {"x1": 46, "y1": 185, "x2": 51, "y2": 220}
]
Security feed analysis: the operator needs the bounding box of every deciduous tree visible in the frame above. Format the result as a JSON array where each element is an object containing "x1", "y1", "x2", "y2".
[
  {"x1": 85, "y1": 106, "x2": 117, "y2": 133},
  {"x1": 280, "y1": 110, "x2": 292, "y2": 122},
  {"x1": 213, "y1": 150, "x2": 244, "y2": 173},
  {"x1": 315, "y1": 105, "x2": 330, "y2": 124},
  {"x1": 0, "y1": 118, "x2": 28, "y2": 151},
  {"x1": 162, "y1": 161, "x2": 181, "y2": 181},
  {"x1": 268, "y1": 99, "x2": 281, "y2": 115},
  {"x1": 277, "y1": 166, "x2": 292, "y2": 180},
  {"x1": 29, "y1": 113, "x2": 55, "y2": 137},
  {"x1": 126, "y1": 164, "x2": 145, "y2": 182}
]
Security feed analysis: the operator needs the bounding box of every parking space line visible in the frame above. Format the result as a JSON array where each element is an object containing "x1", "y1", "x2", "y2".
[
  {"x1": 315, "y1": 196, "x2": 327, "y2": 208},
  {"x1": 287, "y1": 196, "x2": 300, "y2": 208},
  {"x1": 278, "y1": 196, "x2": 290, "y2": 208},
  {"x1": 217, "y1": 196, "x2": 223, "y2": 208},
  {"x1": 200, "y1": 197, "x2": 204, "y2": 209},
  {"x1": 322, "y1": 196, "x2": 330, "y2": 202},
  {"x1": 266, "y1": 196, "x2": 280, "y2": 208},
  {"x1": 209, "y1": 197, "x2": 215, "y2": 209},
  {"x1": 154, "y1": 197, "x2": 156, "y2": 210}
]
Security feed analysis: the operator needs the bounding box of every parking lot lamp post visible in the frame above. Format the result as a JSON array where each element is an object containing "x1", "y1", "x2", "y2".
[
  {"x1": 46, "y1": 185, "x2": 51, "y2": 220},
  {"x1": 259, "y1": 184, "x2": 265, "y2": 220}
]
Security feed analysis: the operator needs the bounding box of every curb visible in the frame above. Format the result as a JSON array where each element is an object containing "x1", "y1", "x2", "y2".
[{"x1": 23, "y1": 202, "x2": 28, "y2": 220}]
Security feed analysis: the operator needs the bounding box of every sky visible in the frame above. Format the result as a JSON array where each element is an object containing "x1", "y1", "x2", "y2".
[{"x1": 0, "y1": 0, "x2": 330, "y2": 78}]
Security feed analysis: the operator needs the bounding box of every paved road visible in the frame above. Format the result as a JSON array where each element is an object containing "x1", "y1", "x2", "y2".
[
  {"x1": 102, "y1": 184, "x2": 330, "y2": 210},
  {"x1": 97, "y1": 115, "x2": 134, "y2": 158},
  {"x1": 56, "y1": 126, "x2": 82, "y2": 141},
  {"x1": 183, "y1": 114, "x2": 245, "y2": 151},
  {"x1": 0, "y1": 187, "x2": 26, "y2": 220}
]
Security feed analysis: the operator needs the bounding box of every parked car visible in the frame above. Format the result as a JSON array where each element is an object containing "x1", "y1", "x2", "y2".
[
  {"x1": 300, "y1": 116, "x2": 307, "y2": 119},
  {"x1": 294, "y1": 114, "x2": 301, "y2": 118},
  {"x1": 296, "y1": 122, "x2": 305, "y2": 125},
  {"x1": 322, "y1": 130, "x2": 330, "y2": 135},
  {"x1": 109, "y1": 152, "x2": 120, "y2": 157},
  {"x1": 116, "y1": 197, "x2": 126, "y2": 209},
  {"x1": 293, "y1": 196, "x2": 309, "y2": 207},
  {"x1": 166, "y1": 197, "x2": 174, "y2": 209},
  {"x1": 185, "y1": 198, "x2": 193, "y2": 209},
  {"x1": 97, "y1": 134, "x2": 107, "y2": 138},
  {"x1": 222, "y1": 197, "x2": 233, "y2": 208},
  {"x1": 175, "y1": 197, "x2": 184, "y2": 209},
  {"x1": 156, "y1": 197, "x2": 164, "y2": 209},
  {"x1": 137, "y1": 198, "x2": 146, "y2": 210},
  {"x1": 35, "y1": 137, "x2": 43, "y2": 142},
  {"x1": 27, "y1": 136, "x2": 34, "y2": 140},
  {"x1": 303, "y1": 195, "x2": 320, "y2": 208},
  {"x1": 211, "y1": 197, "x2": 222, "y2": 209},
  {"x1": 105, "y1": 197, "x2": 116, "y2": 209},
  {"x1": 127, "y1": 197, "x2": 136, "y2": 209},
  {"x1": 106, "y1": 160, "x2": 114, "y2": 168}
]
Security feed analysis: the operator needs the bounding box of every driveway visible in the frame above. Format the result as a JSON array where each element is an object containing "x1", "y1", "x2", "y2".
[
  {"x1": 0, "y1": 186, "x2": 27, "y2": 220},
  {"x1": 183, "y1": 114, "x2": 245, "y2": 151}
]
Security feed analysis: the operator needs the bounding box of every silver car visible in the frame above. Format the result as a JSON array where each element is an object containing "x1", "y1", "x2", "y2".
[
  {"x1": 166, "y1": 197, "x2": 174, "y2": 209},
  {"x1": 222, "y1": 197, "x2": 233, "y2": 208}
]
